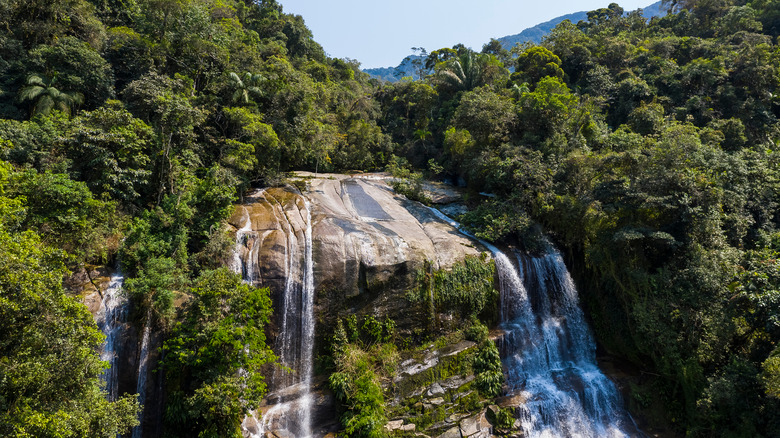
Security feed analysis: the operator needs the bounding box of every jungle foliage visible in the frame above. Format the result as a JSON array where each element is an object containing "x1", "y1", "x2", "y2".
[
  {"x1": 376, "y1": 1, "x2": 780, "y2": 435},
  {"x1": 1, "y1": 0, "x2": 780, "y2": 435},
  {"x1": 0, "y1": 0, "x2": 388, "y2": 435}
]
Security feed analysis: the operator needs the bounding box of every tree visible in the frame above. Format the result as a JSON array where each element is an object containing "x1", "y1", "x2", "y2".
[
  {"x1": 482, "y1": 38, "x2": 511, "y2": 66},
  {"x1": 586, "y1": 2, "x2": 624, "y2": 26},
  {"x1": 66, "y1": 102, "x2": 154, "y2": 204},
  {"x1": 409, "y1": 46, "x2": 429, "y2": 79},
  {"x1": 9, "y1": 167, "x2": 121, "y2": 264},
  {"x1": 27, "y1": 36, "x2": 116, "y2": 108},
  {"x1": 0, "y1": 161, "x2": 140, "y2": 437},
  {"x1": 163, "y1": 268, "x2": 276, "y2": 438},
  {"x1": 435, "y1": 50, "x2": 487, "y2": 92},
  {"x1": 17, "y1": 73, "x2": 84, "y2": 118},
  {"x1": 452, "y1": 87, "x2": 516, "y2": 148},
  {"x1": 517, "y1": 76, "x2": 578, "y2": 144},
  {"x1": 0, "y1": 0, "x2": 106, "y2": 48},
  {"x1": 514, "y1": 46, "x2": 564, "y2": 85},
  {"x1": 226, "y1": 71, "x2": 264, "y2": 106}
]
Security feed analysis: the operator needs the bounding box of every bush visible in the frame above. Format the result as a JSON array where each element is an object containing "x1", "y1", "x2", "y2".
[{"x1": 473, "y1": 340, "x2": 503, "y2": 397}]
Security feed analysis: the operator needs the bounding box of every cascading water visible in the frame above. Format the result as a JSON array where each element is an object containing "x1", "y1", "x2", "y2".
[
  {"x1": 131, "y1": 309, "x2": 152, "y2": 438},
  {"x1": 501, "y1": 250, "x2": 640, "y2": 437},
  {"x1": 233, "y1": 206, "x2": 260, "y2": 285},
  {"x1": 96, "y1": 271, "x2": 127, "y2": 401},
  {"x1": 426, "y1": 207, "x2": 639, "y2": 437},
  {"x1": 234, "y1": 191, "x2": 315, "y2": 437}
]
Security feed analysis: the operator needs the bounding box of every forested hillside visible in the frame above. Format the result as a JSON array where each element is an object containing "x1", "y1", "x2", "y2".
[
  {"x1": 377, "y1": 1, "x2": 780, "y2": 435},
  {"x1": 0, "y1": 0, "x2": 388, "y2": 436},
  {"x1": 0, "y1": 0, "x2": 779, "y2": 436}
]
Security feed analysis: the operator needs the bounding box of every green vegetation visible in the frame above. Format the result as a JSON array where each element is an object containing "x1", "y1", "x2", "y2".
[
  {"x1": 377, "y1": 1, "x2": 780, "y2": 435},
  {"x1": 329, "y1": 317, "x2": 398, "y2": 438},
  {"x1": 0, "y1": 0, "x2": 390, "y2": 435},
  {"x1": 1, "y1": 0, "x2": 780, "y2": 435},
  {"x1": 409, "y1": 255, "x2": 498, "y2": 323},
  {"x1": 162, "y1": 268, "x2": 275, "y2": 438},
  {"x1": 0, "y1": 162, "x2": 140, "y2": 437},
  {"x1": 468, "y1": 321, "x2": 504, "y2": 398}
]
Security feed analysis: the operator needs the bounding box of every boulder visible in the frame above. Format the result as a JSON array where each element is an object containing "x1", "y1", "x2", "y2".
[
  {"x1": 305, "y1": 175, "x2": 484, "y2": 331},
  {"x1": 427, "y1": 382, "x2": 446, "y2": 397},
  {"x1": 459, "y1": 412, "x2": 492, "y2": 437},
  {"x1": 437, "y1": 426, "x2": 462, "y2": 438},
  {"x1": 429, "y1": 397, "x2": 445, "y2": 406}
]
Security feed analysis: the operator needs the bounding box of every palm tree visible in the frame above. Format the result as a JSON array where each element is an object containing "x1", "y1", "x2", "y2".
[
  {"x1": 227, "y1": 71, "x2": 264, "y2": 105},
  {"x1": 18, "y1": 73, "x2": 83, "y2": 118},
  {"x1": 436, "y1": 51, "x2": 489, "y2": 92}
]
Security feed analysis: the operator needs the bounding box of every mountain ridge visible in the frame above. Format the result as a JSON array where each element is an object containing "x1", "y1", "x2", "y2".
[{"x1": 365, "y1": 1, "x2": 665, "y2": 82}]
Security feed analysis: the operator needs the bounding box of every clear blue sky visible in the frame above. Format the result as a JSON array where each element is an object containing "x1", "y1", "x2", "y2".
[{"x1": 278, "y1": 1, "x2": 656, "y2": 68}]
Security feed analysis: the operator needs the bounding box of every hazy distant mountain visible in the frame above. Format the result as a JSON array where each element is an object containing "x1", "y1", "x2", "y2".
[
  {"x1": 364, "y1": 1, "x2": 666, "y2": 82},
  {"x1": 364, "y1": 55, "x2": 425, "y2": 82},
  {"x1": 498, "y1": 1, "x2": 665, "y2": 48},
  {"x1": 497, "y1": 11, "x2": 589, "y2": 48}
]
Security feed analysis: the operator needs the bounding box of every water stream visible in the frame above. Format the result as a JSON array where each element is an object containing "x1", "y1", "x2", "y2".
[
  {"x1": 501, "y1": 250, "x2": 639, "y2": 437},
  {"x1": 131, "y1": 308, "x2": 153, "y2": 438},
  {"x1": 427, "y1": 207, "x2": 639, "y2": 437},
  {"x1": 96, "y1": 271, "x2": 127, "y2": 402},
  {"x1": 234, "y1": 191, "x2": 315, "y2": 437}
]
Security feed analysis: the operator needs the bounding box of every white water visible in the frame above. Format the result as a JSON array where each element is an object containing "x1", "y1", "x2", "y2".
[
  {"x1": 131, "y1": 308, "x2": 153, "y2": 438},
  {"x1": 502, "y1": 250, "x2": 639, "y2": 437},
  {"x1": 427, "y1": 206, "x2": 639, "y2": 437},
  {"x1": 96, "y1": 271, "x2": 127, "y2": 402},
  {"x1": 234, "y1": 192, "x2": 315, "y2": 438},
  {"x1": 232, "y1": 206, "x2": 260, "y2": 285}
]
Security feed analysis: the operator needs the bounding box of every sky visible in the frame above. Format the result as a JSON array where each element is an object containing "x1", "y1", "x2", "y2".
[{"x1": 278, "y1": 1, "x2": 656, "y2": 69}]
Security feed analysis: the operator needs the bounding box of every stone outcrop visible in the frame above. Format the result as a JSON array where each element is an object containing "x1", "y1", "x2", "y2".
[
  {"x1": 223, "y1": 174, "x2": 490, "y2": 437},
  {"x1": 228, "y1": 174, "x2": 486, "y2": 335},
  {"x1": 305, "y1": 174, "x2": 483, "y2": 296}
]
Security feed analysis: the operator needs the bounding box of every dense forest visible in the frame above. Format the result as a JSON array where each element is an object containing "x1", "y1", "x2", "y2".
[{"x1": 0, "y1": 0, "x2": 779, "y2": 436}]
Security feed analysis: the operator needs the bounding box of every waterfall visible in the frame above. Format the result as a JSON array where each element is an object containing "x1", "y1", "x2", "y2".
[
  {"x1": 500, "y1": 250, "x2": 639, "y2": 437},
  {"x1": 131, "y1": 308, "x2": 153, "y2": 438},
  {"x1": 96, "y1": 271, "x2": 127, "y2": 401},
  {"x1": 233, "y1": 206, "x2": 260, "y2": 285},
  {"x1": 234, "y1": 192, "x2": 315, "y2": 437},
  {"x1": 426, "y1": 207, "x2": 640, "y2": 437}
]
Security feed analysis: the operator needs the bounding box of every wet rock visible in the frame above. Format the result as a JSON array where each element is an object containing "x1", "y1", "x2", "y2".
[
  {"x1": 447, "y1": 413, "x2": 469, "y2": 424},
  {"x1": 429, "y1": 397, "x2": 445, "y2": 406},
  {"x1": 459, "y1": 412, "x2": 492, "y2": 437},
  {"x1": 386, "y1": 420, "x2": 404, "y2": 431},
  {"x1": 437, "y1": 426, "x2": 462, "y2": 438},
  {"x1": 396, "y1": 354, "x2": 439, "y2": 381},
  {"x1": 268, "y1": 429, "x2": 295, "y2": 438},
  {"x1": 241, "y1": 415, "x2": 259, "y2": 436},
  {"x1": 427, "y1": 382, "x2": 445, "y2": 397},
  {"x1": 441, "y1": 341, "x2": 476, "y2": 357},
  {"x1": 305, "y1": 175, "x2": 484, "y2": 331},
  {"x1": 441, "y1": 375, "x2": 474, "y2": 391},
  {"x1": 486, "y1": 405, "x2": 500, "y2": 424},
  {"x1": 453, "y1": 390, "x2": 473, "y2": 400},
  {"x1": 495, "y1": 394, "x2": 527, "y2": 409}
]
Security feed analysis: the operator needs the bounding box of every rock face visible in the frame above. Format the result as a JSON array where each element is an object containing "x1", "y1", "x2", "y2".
[
  {"x1": 308, "y1": 175, "x2": 480, "y2": 290},
  {"x1": 304, "y1": 174, "x2": 483, "y2": 329},
  {"x1": 229, "y1": 174, "x2": 485, "y2": 333},
  {"x1": 228, "y1": 187, "x2": 309, "y2": 296},
  {"x1": 226, "y1": 174, "x2": 488, "y2": 437}
]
